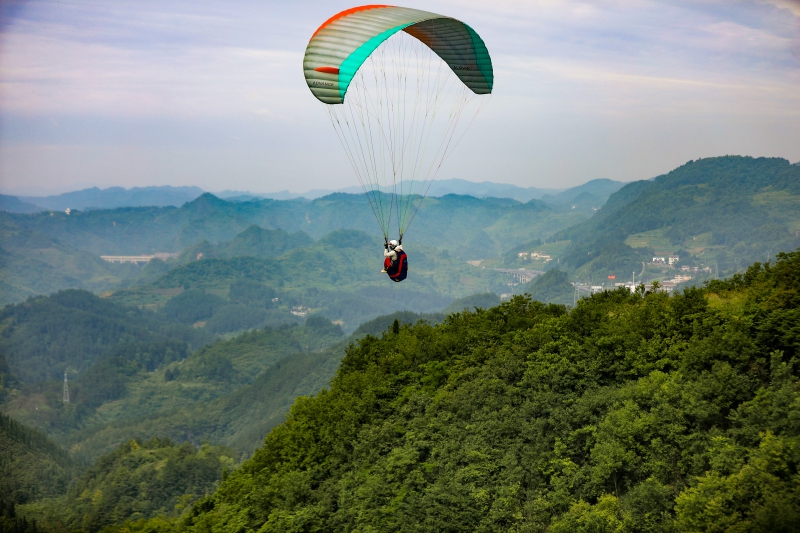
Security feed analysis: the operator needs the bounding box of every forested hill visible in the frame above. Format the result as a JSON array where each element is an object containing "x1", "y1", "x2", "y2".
[
  {"x1": 24, "y1": 438, "x2": 234, "y2": 531},
  {"x1": 177, "y1": 225, "x2": 313, "y2": 262},
  {"x1": 557, "y1": 156, "x2": 800, "y2": 277},
  {"x1": 1, "y1": 413, "x2": 79, "y2": 533},
  {"x1": 0, "y1": 287, "x2": 348, "y2": 462},
  {"x1": 1, "y1": 413, "x2": 78, "y2": 505},
  {"x1": 0, "y1": 289, "x2": 211, "y2": 383},
  {"x1": 133, "y1": 248, "x2": 800, "y2": 533}
]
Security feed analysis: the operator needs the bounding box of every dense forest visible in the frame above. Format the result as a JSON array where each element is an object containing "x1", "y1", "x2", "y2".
[
  {"x1": 1, "y1": 413, "x2": 78, "y2": 533},
  {"x1": 0, "y1": 413, "x2": 78, "y2": 505},
  {"x1": 525, "y1": 269, "x2": 575, "y2": 306},
  {"x1": 0, "y1": 289, "x2": 211, "y2": 383},
  {"x1": 1, "y1": 287, "x2": 509, "y2": 468},
  {"x1": 23, "y1": 438, "x2": 234, "y2": 532},
  {"x1": 93, "y1": 248, "x2": 800, "y2": 533}
]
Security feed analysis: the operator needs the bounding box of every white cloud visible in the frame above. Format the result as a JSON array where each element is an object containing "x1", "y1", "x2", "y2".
[{"x1": 0, "y1": 25, "x2": 302, "y2": 118}]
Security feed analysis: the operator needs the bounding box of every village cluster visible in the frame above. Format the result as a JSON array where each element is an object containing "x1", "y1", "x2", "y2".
[{"x1": 517, "y1": 251, "x2": 552, "y2": 262}]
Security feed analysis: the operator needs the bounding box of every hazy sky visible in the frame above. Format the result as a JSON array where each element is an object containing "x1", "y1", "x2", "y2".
[{"x1": 1, "y1": 0, "x2": 798, "y2": 195}]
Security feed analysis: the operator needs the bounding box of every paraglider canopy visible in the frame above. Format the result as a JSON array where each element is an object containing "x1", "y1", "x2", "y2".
[
  {"x1": 302, "y1": 5, "x2": 493, "y2": 241},
  {"x1": 303, "y1": 5, "x2": 493, "y2": 104}
]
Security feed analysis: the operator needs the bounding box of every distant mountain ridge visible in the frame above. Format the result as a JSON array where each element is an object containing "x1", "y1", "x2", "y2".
[
  {"x1": 539, "y1": 178, "x2": 627, "y2": 206},
  {"x1": 0, "y1": 194, "x2": 41, "y2": 214},
  {"x1": 220, "y1": 178, "x2": 624, "y2": 204},
  {"x1": 2, "y1": 179, "x2": 625, "y2": 213},
  {"x1": 12, "y1": 186, "x2": 205, "y2": 212}
]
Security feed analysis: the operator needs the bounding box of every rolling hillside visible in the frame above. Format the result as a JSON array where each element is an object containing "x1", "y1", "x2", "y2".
[
  {"x1": 110, "y1": 229, "x2": 510, "y2": 330},
  {"x1": 555, "y1": 156, "x2": 800, "y2": 278},
  {"x1": 0, "y1": 219, "x2": 147, "y2": 306},
  {"x1": 21, "y1": 437, "x2": 234, "y2": 531},
  {"x1": 0, "y1": 192, "x2": 589, "y2": 259},
  {"x1": 0, "y1": 191, "x2": 590, "y2": 307},
  {"x1": 0, "y1": 289, "x2": 211, "y2": 384},
  {"x1": 116, "y1": 247, "x2": 800, "y2": 533},
  {"x1": 177, "y1": 225, "x2": 313, "y2": 262},
  {"x1": 1, "y1": 413, "x2": 79, "y2": 505},
  {"x1": 0, "y1": 289, "x2": 347, "y2": 462}
]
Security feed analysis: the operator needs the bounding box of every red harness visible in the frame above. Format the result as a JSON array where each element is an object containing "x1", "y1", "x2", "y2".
[{"x1": 385, "y1": 249, "x2": 408, "y2": 282}]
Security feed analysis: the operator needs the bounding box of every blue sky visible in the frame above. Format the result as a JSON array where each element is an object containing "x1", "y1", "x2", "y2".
[{"x1": 1, "y1": 0, "x2": 798, "y2": 195}]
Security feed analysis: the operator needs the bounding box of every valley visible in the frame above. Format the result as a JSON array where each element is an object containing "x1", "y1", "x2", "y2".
[{"x1": 2, "y1": 156, "x2": 800, "y2": 532}]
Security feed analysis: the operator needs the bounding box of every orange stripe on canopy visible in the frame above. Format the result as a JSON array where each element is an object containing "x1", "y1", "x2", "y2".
[
  {"x1": 314, "y1": 66, "x2": 340, "y2": 74},
  {"x1": 311, "y1": 4, "x2": 391, "y2": 38}
]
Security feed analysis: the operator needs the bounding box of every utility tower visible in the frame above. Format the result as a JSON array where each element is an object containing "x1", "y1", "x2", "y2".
[{"x1": 63, "y1": 372, "x2": 69, "y2": 404}]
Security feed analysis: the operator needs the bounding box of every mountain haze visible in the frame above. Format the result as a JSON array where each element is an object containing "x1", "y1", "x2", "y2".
[{"x1": 0, "y1": 192, "x2": 589, "y2": 307}]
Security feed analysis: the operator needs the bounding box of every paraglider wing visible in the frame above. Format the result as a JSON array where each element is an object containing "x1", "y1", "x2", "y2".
[
  {"x1": 302, "y1": 5, "x2": 493, "y2": 243},
  {"x1": 303, "y1": 5, "x2": 493, "y2": 104}
]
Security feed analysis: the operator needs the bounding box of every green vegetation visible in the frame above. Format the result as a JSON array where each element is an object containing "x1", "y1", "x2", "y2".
[
  {"x1": 351, "y1": 311, "x2": 445, "y2": 338},
  {"x1": 160, "y1": 289, "x2": 227, "y2": 325},
  {"x1": 5, "y1": 159, "x2": 800, "y2": 532},
  {"x1": 24, "y1": 438, "x2": 234, "y2": 531},
  {"x1": 0, "y1": 499, "x2": 39, "y2": 533},
  {"x1": 500, "y1": 239, "x2": 571, "y2": 269},
  {"x1": 4, "y1": 158, "x2": 800, "y2": 310},
  {"x1": 49, "y1": 346, "x2": 344, "y2": 464},
  {"x1": 0, "y1": 414, "x2": 73, "y2": 533},
  {"x1": 0, "y1": 284, "x2": 354, "y2": 465},
  {"x1": 0, "y1": 413, "x2": 78, "y2": 505},
  {"x1": 105, "y1": 248, "x2": 800, "y2": 533},
  {"x1": 525, "y1": 268, "x2": 574, "y2": 305},
  {"x1": 0, "y1": 354, "x2": 19, "y2": 404},
  {"x1": 111, "y1": 230, "x2": 507, "y2": 331},
  {"x1": 0, "y1": 222, "x2": 144, "y2": 307},
  {"x1": 0, "y1": 289, "x2": 210, "y2": 383},
  {"x1": 0, "y1": 192, "x2": 586, "y2": 259},
  {"x1": 3, "y1": 311, "x2": 345, "y2": 462},
  {"x1": 539, "y1": 178, "x2": 625, "y2": 207}
]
